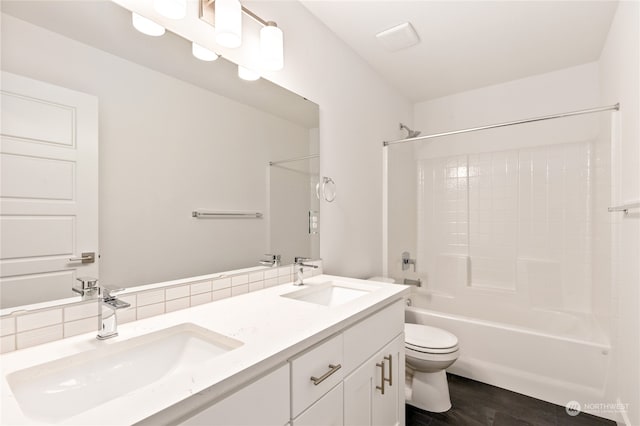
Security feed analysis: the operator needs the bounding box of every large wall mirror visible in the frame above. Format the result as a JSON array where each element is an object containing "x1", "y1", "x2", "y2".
[{"x1": 0, "y1": 1, "x2": 320, "y2": 310}]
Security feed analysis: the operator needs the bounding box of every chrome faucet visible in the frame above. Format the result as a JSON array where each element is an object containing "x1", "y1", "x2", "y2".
[
  {"x1": 97, "y1": 286, "x2": 130, "y2": 340},
  {"x1": 72, "y1": 277, "x2": 99, "y2": 300},
  {"x1": 294, "y1": 256, "x2": 318, "y2": 286},
  {"x1": 260, "y1": 254, "x2": 281, "y2": 267}
]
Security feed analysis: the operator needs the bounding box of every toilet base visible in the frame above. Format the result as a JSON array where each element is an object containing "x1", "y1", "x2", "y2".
[{"x1": 405, "y1": 370, "x2": 452, "y2": 413}]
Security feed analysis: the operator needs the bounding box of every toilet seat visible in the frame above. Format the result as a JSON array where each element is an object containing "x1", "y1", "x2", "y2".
[{"x1": 404, "y1": 323, "x2": 459, "y2": 354}]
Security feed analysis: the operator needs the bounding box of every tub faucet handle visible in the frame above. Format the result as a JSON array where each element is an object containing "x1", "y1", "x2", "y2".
[{"x1": 402, "y1": 251, "x2": 416, "y2": 272}]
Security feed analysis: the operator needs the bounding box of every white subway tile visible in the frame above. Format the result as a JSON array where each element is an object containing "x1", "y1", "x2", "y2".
[
  {"x1": 231, "y1": 285, "x2": 248, "y2": 296},
  {"x1": 1, "y1": 335, "x2": 16, "y2": 354},
  {"x1": 190, "y1": 281, "x2": 212, "y2": 295},
  {"x1": 17, "y1": 309, "x2": 62, "y2": 332},
  {"x1": 249, "y1": 281, "x2": 264, "y2": 292},
  {"x1": 165, "y1": 285, "x2": 190, "y2": 301},
  {"x1": 212, "y1": 277, "x2": 231, "y2": 291},
  {"x1": 137, "y1": 303, "x2": 165, "y2": 320},
  {"x1": 212, "y1": 288, "x2": 231, "y2": 301},
  {"x1": 120, "y1": 295, "x2": 137, "y2": 308},
  {"x1": 64, "y1": 301, "x2": 98, "y2": 322},
  {"x1": 1, "y1": 317, "x2": 16, "y2": 337},
  {"x1": 166, "y1": 297, "x2": 190, "y2": 313},
  {"x1": 249, "y1": 271, "x2": 264, "y2": 282},
  {"x1": 278, "y1": 266, "x2": 292, "y2": 276},
  {"x1": 191, "y1": 292, "x2": 212, "y2": 306},
  {"x1": 264, "y1": 268, "x2": 278, "y2": 279},
  {"x1": 119, "y1": 308, "x2": 136, "y2": 324},
  {"x1": 278, "y1": 275, "x2": 291, "y2": 285},
  {"x1": 64, "y1": 317, "x2": 97, "y2": 338},
  {"x1": 264, "y1": 278, "x2": 279, "y2": 288},
  {"x1": 231, "y1": 275, "x2": 248, "y2": 286},
  {"x1": 137, "y1": 290, "x2": 165, "y2": 306},
  {"x1": 17, "y1": 324, "x2": 63, "y2": 349}
]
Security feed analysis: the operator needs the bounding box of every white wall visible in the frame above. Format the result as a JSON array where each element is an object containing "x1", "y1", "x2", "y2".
[
  {"x1": 1, "y1": 14, "x2": 313, "y2": 288},
  {"x1": 599, "y1": 2, "x2": 640, "y2": 424}
]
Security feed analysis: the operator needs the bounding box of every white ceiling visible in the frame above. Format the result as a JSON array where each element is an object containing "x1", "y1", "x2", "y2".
[{"x1": 301, "y1": 0, "x2": 619, "y2": 102}]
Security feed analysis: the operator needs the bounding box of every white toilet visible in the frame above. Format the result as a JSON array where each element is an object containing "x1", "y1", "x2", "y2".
[
  {"x1": 368, "y1": 276, "x2": 460, "y2": 412},
  {"x1": 404, "y1": 323, "x2": 459, "y2": 412}
]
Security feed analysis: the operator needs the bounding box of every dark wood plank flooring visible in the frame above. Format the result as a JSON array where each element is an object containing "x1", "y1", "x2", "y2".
[{"x1": 406, "y1": 374, "x2": 616, "y2": 426}]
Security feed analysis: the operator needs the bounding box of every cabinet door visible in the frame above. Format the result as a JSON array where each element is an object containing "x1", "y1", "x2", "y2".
[
  {"x1": 343, "y1": 334, "x2": 404, "y2": 426},
  {"x1": 372, "y1": 335, "x2": 404, "y2": 426}
]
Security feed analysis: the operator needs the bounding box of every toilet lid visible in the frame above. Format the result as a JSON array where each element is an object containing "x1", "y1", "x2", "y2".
[{"x1": 404, "y1": 323, "x2": 458, "y2": 350}]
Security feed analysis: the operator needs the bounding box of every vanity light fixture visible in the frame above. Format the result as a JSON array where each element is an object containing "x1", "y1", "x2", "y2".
[
  {"x1": 260, "y1": 22, "x2": 284, "y2": 71},
  {"x1": 153, "y1": 0, "x2": 187, "y2": 19},
  {"x1": 132, "y1": 13, "x2": 166, "y2": 37},
  {"x1": 192, "y1": 42, "x2": 219, "y2": 61},
  {"x1": 238, "y1": 65, "x2": 260, "y2": 81},
  {"x1": 215, "y1": 0, "x2": 242, "y2": 48},
  {"x1": 200, "y1": 0, "x2": 285, "y2": 71}
]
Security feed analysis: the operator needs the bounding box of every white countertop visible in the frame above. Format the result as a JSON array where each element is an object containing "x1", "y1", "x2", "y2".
[{"x1": 1, "y1": 275, "x2": 409, "y2": 425}]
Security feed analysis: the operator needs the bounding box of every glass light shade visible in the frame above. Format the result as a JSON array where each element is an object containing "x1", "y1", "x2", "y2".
[
  {"x1": 192, "y1": 43, "x2": 219, "y2": 61},
  {"x1": 132, "y1": 13, "x2": 165, "y2": 37},
  {"x1": 238, "y1": 66, "x2": 260, "y2": 81},
  {"x1": 215, "y1": 0, "x2": 242, "y2": 48},
  {"x1": 260, "y1": 24, "x2": 283, "y2": 71},
  {"x1": 153, "y1": 0, "x2": 186, "y2": 19}
]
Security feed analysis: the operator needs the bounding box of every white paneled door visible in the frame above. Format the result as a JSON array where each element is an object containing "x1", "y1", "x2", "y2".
[{"x1": 0, "y1": 72, "x2": 98, "y2": 309}]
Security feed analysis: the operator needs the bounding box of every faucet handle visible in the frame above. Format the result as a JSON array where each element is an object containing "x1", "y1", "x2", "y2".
[
  {"x1": 294, "y1": 256, "x2": 311, "y2": 263},
  {"x1": 101, "y1": 286, "x2": 125, "y2": 299}
]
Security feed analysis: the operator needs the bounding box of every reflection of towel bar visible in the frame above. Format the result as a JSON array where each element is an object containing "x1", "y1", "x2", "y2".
[
  {"x1": 608, "y1": 202, "x2": 640, "y2": 214},
  {"x1": 192, "y1": 210, "x2": 263, "y2": 218}
]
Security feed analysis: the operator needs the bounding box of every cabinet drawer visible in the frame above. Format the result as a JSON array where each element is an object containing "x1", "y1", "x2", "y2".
[
  {"x1": 343, "y1": 300, "x2": 404, "y2": 374},
  {"x1": 293, "y1": 383, "x2": 343, "y2": 426},
  {"x1": 291, "y1": 333, "x2": 344, "y2": 417}
]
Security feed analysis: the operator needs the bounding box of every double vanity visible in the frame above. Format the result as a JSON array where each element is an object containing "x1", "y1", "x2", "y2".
[{"x1": 1, "y1": 275, "x2": 409, "y2": 425}]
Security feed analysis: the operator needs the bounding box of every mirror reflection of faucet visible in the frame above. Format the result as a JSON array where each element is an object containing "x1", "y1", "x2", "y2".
[
  {"x1": 402, "y1": 251, "x2": 416, "y2": 272},
  {"x1": 72, "y1": 277, "x2": 99, "y2": 300},
  {"x1": 293, "y1": 256, "x2": 319, "y2": 286},
  {"x1": 260, "y1": 254, "x2": 281, "y2": 267}
]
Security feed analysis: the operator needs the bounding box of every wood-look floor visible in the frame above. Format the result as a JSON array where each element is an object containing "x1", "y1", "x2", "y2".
[{"x1": 406, "y1": 374, "x2": 616, "y2": 426}]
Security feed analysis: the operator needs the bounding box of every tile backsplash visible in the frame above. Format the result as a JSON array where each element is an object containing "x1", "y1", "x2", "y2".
[{"x1": 0, "y1": 261, "x2": 322, "y2": 354}]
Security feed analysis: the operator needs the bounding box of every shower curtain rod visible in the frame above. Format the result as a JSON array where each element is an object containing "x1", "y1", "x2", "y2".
[{"x1": 383, "y1": 103, "x2": 620, "y2": 146}]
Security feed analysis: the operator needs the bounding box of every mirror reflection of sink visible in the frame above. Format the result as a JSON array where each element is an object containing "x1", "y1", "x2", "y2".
[
  {"x1": 282, "y1": 281, "x2": 373, "y2": 307},
  {"x1": 7, "y1": 323, "x2": 243, "y2": 423}
]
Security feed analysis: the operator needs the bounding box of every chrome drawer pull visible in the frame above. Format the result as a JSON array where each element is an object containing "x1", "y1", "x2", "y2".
[
  {"x1": 310, "y1": 363, "x2": 342, "y2": 386},
  {"x1": 376, "y1": 360, "x2": 385, "y2": 394},
  {"x1": 384, "y1": 354, "x2": 393, "y2": 386}
]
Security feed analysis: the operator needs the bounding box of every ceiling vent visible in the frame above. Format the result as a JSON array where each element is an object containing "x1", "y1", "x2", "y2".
[{"x1": 375, "y1": 22, "x2": 420, "y2": 52}]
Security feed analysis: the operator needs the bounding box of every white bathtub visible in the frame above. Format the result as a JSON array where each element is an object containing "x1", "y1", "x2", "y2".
[{"x1": 405, "y1": 293, "x2": 614, "y2": 420}]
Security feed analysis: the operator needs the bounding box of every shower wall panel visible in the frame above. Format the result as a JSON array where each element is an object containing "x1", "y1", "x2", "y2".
[{"x1": 417, "y1": 140, "x2": 594, "y2": 314}]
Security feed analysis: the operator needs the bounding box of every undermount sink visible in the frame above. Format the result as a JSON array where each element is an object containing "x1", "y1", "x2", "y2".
[
  {"x1": 7, "y1": 323, "x2": 243, "y2": 423},
  {"x1": 282, "y1": 281, "x2": 373, "y2": 307}
]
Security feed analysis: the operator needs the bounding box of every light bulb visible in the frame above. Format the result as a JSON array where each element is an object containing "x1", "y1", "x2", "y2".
[
  {"x1": 132, "y1": 13, "x2": 165, "y2": 37},
  {"x1": 260, "y1": 22, "x2": 283, "y2": 71},
  {"x1": 215, "y1": 0, "x2": 242, "y2": 48},
  {"x1": 238, "y1": 66, "x2": 260, "y2": 81},
  {"x1": 153, "y1": 0, "x2": 187, "y2": 19},
  {"x1": 192, "y1": 43, "x2": 219, "y2": 61}
]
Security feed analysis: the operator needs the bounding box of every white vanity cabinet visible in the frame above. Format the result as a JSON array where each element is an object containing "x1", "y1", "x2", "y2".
[{"x1": 180, "y1": 299, "x2": 405, "y2": 426}]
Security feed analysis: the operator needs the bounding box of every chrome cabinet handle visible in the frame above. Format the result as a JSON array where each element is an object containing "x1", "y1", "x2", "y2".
[
  {"x1": 384, "y1": 354, "x2": 393, "y2": 386},
  {"x1": 310, "y1": 363, "x2": 341, "y2": 386},
  {"x1": 376, "y1": 360, "x2": 386, "y2": 394}
]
